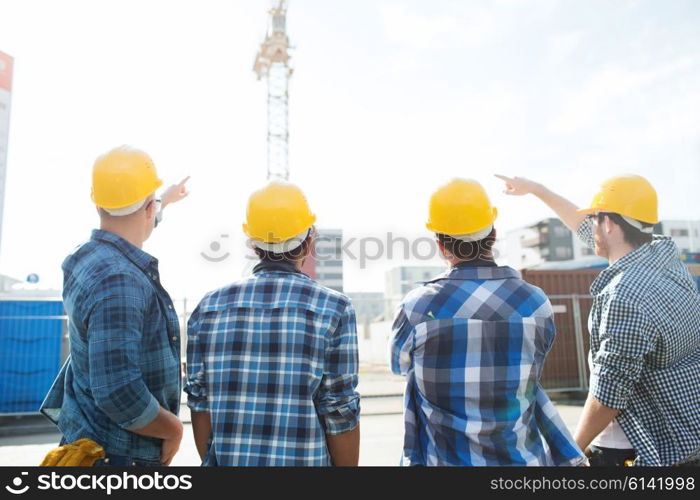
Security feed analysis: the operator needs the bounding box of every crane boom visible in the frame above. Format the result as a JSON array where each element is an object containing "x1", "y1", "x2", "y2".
[{"x1": 254, "y1": 0, "x2": 292, "y2": 181}]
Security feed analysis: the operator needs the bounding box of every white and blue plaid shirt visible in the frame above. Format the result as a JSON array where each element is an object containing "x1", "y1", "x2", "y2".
[
  {"x1": 578, "y1": 218, "x2": 700, "y2": 466},
  {"x1": 185, "y1": 260, "x2": 360, "y2": 466},
  {"x1": 390, "y1": 261, "x2": 586, "y2": 466}
]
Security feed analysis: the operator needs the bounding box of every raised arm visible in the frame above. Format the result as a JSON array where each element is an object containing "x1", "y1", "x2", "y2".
[{"x1": 495, "y1": 175, "x2": 586, "y2": 233}]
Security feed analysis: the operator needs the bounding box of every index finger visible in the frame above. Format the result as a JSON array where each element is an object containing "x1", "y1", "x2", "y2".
[
  {"x1": 178, "y1": 176, "x2": 191, "y2": 186},
  {"x1": 494, "y1": 174, "x2": 512, "y2": 182}
]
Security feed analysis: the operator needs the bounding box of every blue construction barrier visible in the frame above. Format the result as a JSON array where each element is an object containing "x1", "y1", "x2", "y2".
[{"x1": 0, "y1": 299, "x2": 64, "y2": 413}]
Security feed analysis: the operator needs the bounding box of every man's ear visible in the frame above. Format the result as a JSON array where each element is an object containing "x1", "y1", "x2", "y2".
[
  {"x1": 436, "y1": 238, "x2": 449, "y2": 258},
  {"x1": 603, "y1": 215, "x2": 616, "y2": 235},
  {"x1": 145, "y1": 198, "x2": 156, "y2": 219}
]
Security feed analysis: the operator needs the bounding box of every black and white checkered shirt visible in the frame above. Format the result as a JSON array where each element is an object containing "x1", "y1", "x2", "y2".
[{"x1": 578, "y1": 218, "x2": 700, "y2": 466}]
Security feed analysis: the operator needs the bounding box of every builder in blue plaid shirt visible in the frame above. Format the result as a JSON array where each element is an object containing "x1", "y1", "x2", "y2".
[
  {"x1": 41, "y1": 146, "x2": 189, "y2": 466},
  {"x1": 390, "y1": 179, "x2": 587, "y2": 466},
  {"x1": 185, "y1": 181, "x2": 360, "y2": 466},
  {"x1": 497, "y1": 174, "x2": 700, "y2": 467}
]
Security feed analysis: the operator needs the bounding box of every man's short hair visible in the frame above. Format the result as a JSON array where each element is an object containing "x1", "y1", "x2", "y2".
[
  {"x1": 436, "y1": 228, "x2": 497, "y2": 261},
  {"x1": 254, "y1": 233, "x2": 313, "y2": 263},
  {"x1": 597, "y1": 212, "x2": 653, "y2": 248}
]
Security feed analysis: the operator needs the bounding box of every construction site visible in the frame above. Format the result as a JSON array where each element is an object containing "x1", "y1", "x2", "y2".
[{"x1": 0, "y1": 0, "x2": 699, "y2": 470}]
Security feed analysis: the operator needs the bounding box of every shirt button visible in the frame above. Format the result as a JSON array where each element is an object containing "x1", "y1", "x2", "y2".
[
  {"x1": 172, "y1": 336, "x2": 178, "y2": 342},
  {"x1": 168, "y1": 304, "x2": 173, "y2": 309}
]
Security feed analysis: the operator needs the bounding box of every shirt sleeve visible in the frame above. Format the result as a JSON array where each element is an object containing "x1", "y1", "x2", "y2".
[
  {"x1": 534, "y1": 388, "x2": 588, "y2": 466},
  {"x1": 86, "y1": 273, "x2": 160, "y2": 430},
  {"x1": 590, "y1": 298, "x2": 658, "y2": 410},
  {"x1": 184, "y1": 302, "x2": 209, "y2": 412},
  {"x1": 576, "y1": 217, "x2": 595, "y2": 250},
  {"x1": 315, "y1": 300, "x2": 360, "y2": 436},
  {"x1": 389, "y1": 304, "x2": 414, "y2": 376}
]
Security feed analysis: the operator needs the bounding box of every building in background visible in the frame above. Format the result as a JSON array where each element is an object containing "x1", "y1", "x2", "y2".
[
  {"x1": 0, "y1": 51, "x2": 13, "y2": 261},
  {"x1": 308, "y1": 228, "x2": 344, "y2": 293},
  {"x1": 504, "y1": 217, "x2": 700, "y2": 270},
  {"x1": 503, "y1": 218, "x2": 593, "y2": 270},
  {"x1": 0, "y1": 273, "x2": 20, "y2": 293},
  {"x1": 657, "y1": 220, "x2": 700, "y2": 253},
  {"x1": 384, "y1": 265, "x2": 443, "y2": 318},
  {"x1": 346, "y1": 292, "x2": 385, "y2": 324}
]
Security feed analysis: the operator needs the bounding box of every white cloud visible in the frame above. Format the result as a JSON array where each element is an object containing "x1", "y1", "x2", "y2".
[
  {"x1": 380, "y1": 3, "x2": 501, "y2": 50},
  {"x1": 552, "y1": 56, "x2": 700, "y2": 134},
  {"x1": 547, "y1": 32, "x2": 582, "y2": 65},
  {"x1": 381, "y1": 4, "x2": 460, "y2": 50}
]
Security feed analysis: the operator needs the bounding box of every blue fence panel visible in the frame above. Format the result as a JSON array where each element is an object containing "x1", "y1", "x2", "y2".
[{"x1": 0, "y1": 300, "x2": 64, "y2": 413}]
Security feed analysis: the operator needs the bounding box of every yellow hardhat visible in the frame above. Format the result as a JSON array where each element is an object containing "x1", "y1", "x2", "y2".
[
  {"x1": 578, "y1": 174, "x2": 659, "y2": 224},
  {"x1": 243, "y1": 180, "x2": 317, "y2": 243},
  {"x1": 426, "y1": 178, "x2": 498, "y2": 236},
  {"x1": 91, "y1": 146, "x2": 163, "y2": 210}
]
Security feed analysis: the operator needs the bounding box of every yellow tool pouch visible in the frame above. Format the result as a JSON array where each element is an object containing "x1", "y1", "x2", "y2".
[{"x1": 40, "y1": 438, "x2": 106, "y2": 466}]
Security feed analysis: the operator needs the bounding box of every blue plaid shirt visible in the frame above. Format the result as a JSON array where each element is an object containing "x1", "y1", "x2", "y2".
[
  {"x1": 41, "y1": 230, "x2": 182, "y2": 461},
  {"x1": 578, "y1": 219, "x2": 700, "y2": 466},
  {"x1": 185, "y1": 260, "x2": 360, "y2": 466},
  {"x1": 390, "y1": 263, "x2": 586, "y2": 466}
]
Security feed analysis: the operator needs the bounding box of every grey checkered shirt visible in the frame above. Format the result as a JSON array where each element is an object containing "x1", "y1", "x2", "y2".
[{"x1": 578, "y1": 218, "x2": 700, "y2": 466}]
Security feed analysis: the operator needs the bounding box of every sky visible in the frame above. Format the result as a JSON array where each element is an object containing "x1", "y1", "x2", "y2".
[{"x1": 0, "y1": 0, "x2": 699, "y2": 301}]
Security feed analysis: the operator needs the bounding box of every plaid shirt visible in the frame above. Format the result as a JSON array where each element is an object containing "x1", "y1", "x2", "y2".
[
  {"x1": 390, "y1": 263, "x2": 586, "y2": 466},
  {"x1": 185, "y1": 260, "x2": 360, "y2": 466},
  {"x1": 578, "y1": 219, "x2": 700, "y2": 466},
  {"x1": 40, "y1": 230, "x2": 182, "y2": 461}
]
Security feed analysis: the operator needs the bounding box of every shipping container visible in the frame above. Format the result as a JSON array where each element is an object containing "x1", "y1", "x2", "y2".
[{"x1": 0, "y1": 298, "x2": 65, "y2": 414}]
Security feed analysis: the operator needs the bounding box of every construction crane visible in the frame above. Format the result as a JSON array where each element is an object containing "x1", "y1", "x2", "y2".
[{"x1": 254, "y1": 0, "x2": 292, "y2": 181}]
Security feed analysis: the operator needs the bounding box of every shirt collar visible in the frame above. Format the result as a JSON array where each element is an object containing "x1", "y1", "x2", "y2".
[
  {"x1": 91, "y1": 229, "x2": 157, "y2": 273},
  {"x1": 252, "y1": 259, "x2": 307, "y2": 276},
  {"x1": 424, "y1": 264, "x2": 520, "y2": 283},
  {"x1": 590, "y1": 235, "x2": 673, "y2": 295},
  {"x1": 454, "y1": 257, "x2": 498, "y2": 268}
]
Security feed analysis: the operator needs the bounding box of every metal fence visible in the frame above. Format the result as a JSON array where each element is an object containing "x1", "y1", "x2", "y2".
[{"x1": 541, "y1": 294, "x2": 592, "y2": 392}]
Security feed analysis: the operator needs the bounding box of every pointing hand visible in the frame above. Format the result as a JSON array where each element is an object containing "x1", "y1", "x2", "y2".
[
  {"x1": 494, "y1": 174, "x2": 541, "y2": 196},
  {"x1": 161, "y1": 176, "x2": 191, "y2": 209}
]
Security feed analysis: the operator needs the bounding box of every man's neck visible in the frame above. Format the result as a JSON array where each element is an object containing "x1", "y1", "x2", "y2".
[
  {"x1": 446, "y1": 254, "x2": 495, "y2": 268},
  {"x1": 607, "y1": 242, "x2": 636, "y2": 265},
  {"x1": 100, "y1": 223, "x2": 144, "y2": 249}
]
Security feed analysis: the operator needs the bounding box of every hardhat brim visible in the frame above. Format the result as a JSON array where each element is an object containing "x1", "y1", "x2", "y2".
[
  {"x1": 92, "y1": 178, "x2": 163, "y2": 209},
  {"x1": 576, "y1": 205, "x2": 658, "y2": 224}
]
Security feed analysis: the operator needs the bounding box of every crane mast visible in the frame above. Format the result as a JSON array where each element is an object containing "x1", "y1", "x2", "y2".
[{"x1": 254, "y1": 0, "x2": 292, "y2": 181}]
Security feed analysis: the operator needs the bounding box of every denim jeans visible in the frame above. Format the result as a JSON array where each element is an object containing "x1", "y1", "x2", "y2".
[{"x1": 588, "y1": 445, "x2": 636, "y2": 466}]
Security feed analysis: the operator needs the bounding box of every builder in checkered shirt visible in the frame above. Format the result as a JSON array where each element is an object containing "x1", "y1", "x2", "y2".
[
  {"x1": 40, "y1": 146, "x2": 190, "y2": 466},
  {"x1": 185, "y1": 180, "x2": 360, "y2": 466},
  {"x1": 389, "y1": 179, "x2": 587, "y2": 466},
  {"x1": 497, "y1": 173, "x2": 700, "y2": 466}
]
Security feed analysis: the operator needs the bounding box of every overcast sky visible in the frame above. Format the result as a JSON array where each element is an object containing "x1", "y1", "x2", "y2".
[{"x1": 1, "y1": 0, "x2": 699, "y2": 300}]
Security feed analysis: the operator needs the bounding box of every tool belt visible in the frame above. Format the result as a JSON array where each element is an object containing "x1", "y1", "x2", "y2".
[{"x1": 40, "y1": 438, "x2": 105, "y2": 466}]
